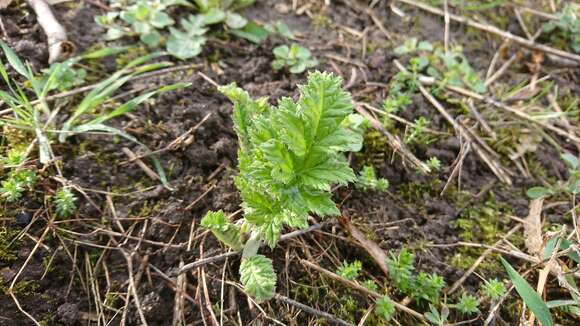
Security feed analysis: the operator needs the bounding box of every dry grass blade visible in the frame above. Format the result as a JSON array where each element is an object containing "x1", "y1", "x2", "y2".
[
  {"x1": 524, "y1": 198, "x2": 544, "y2": 257},
  {"x1": 339, "y1": 216, "x2": 389, "y2": 277}
]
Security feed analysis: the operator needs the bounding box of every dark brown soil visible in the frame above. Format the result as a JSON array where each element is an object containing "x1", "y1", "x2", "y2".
[{"x1": 1, "y1": 1, "x2": 579, "y2": 325}]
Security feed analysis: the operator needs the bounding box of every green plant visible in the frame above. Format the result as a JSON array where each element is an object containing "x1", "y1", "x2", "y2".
[
  {"x1": 39, "y1": 60, "x2": 86, "y2": 92},
  {"x1": 543, "y1": 4, "x2": 579, "y2": 53},
  {"x1": 336, "y1": 260, "x2": 362, "y2": 280},
  {"x1": 386, "y1": 248, "x2": 445, "y2": 304},
  {"x1": 96, "y1": 0, "x2": 190, "y2": 47},
  {"x1": 201, "y1": 71, "x2": 362, "y2": 302},
  {"x1": 0, "y1": 170, "x2": 37, "y2": 202},
  {"x1": 405, "y1": 116, "x2": 431, "y2": 145},
  {"x1": 272, "y1": 43, "x2": 319, "y2": 74},
  {"x1": 167, "y1": 15, "x2": 207, "y2": 59},
  {"x1": 375, "y1": 295, "x2": 395, "y2": 321},
  {"x1": 386, "y1": 248, "x2": 415, "y2": 294},
  {"x1": 430, "y1": 48, "x2": 486, "y2": 93},
  {"x1": 527, "y1": 152, "x2": 580, "y2": 199},
  {"x1": 362, "y1": 279, "x2": 378, "y2": 291},
  {"x1": 54, "y1": 188, "x2": 77, "y2": 218},
  {"x1": 426, "y1": 157, "x2": 441, "y2": 171},
  {"x1": 413, "y1": 272, "x2": 445, "y2": 303},
  {"x1": 424, "y1": 304, "x2": 449, "y2": 326},
  {"x1": 451, "y1": 293, "x2": 479, "y2": 315},
  {"x1": 481, "y1": 278, "x2": 506, "y2": 302},
  {"x1": 394, "y1": 38, "x2": 433, "y2": 55},
  {"x1": 194, "y1": 0, "x2": 254, "y2": 29},
  {"x1": 356, "y1": 165, "x2": 389, "y2": 192},
  {"x1": 394, "y1": 38, "x2": 486, "y2": 94}
]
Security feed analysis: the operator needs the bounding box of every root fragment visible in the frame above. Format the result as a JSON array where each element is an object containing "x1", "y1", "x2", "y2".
[{"x1": 26, "y1": 0, "x2": 73, "y2": 63}]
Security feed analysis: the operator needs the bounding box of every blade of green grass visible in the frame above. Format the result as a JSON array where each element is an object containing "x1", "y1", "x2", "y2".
[
  {"x1": 501, "y1": 257, "x2": 554, "y2": 326},
  {"x1": 0, "y1": 41, "x2": 29, "y2": 78}
]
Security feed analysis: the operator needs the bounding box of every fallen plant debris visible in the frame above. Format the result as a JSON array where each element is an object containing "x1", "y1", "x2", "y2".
[{"x1": 0, "y1": 0, "x2": 579, "y2": 325}]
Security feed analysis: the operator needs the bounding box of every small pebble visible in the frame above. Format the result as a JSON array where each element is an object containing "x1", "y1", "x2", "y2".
[{"x1": 15, "y1": 211, "x2": 31, "y2": 226}]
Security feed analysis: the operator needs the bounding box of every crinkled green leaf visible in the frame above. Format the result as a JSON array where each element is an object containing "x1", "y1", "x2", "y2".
[
  {"x1": 240, "y1": 255, "x2": 276, "y2": 302},
  {"x1": 219, "y1": 71, "x2": 360, "y2": 249},
  {"x1": 201, "y1": 210, "x2": 243, "y2": 250}
]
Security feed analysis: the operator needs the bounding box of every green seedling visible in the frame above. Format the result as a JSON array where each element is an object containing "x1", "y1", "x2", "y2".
[
  {"x1": 54, "y1": 187, "x2": 77, "y2": 218},
  {"x1": 375, "y1": 295, "x2": 396, "y2": 321},
  {"x1": 202, "y1": 71, "x2": 362, "y2": 302},
  {"x1": 405, "y1": 116, "x2": 431, "y2": 145},
  {"x1": 356, "y1": 165, "x2": 389, "y2": 192},
  {"x1": 424, "y1": 304, "x2": 449, "y2": 326},
  {"x1": 543, "y1": 4, "x2": 579, "y2": 53},
  {"x1": 39, "y1": 60, "x2": 86, "y2": 92},
  {"x1": 480, "y1": 278, "x2": 506, "y2": 302},
  {"x1": 426, "y1": 157, "x2": 441, "y2": 171},
  {"x1": 167, "y1": 15, "x2": 208, "y2": 59},
  {"x1": 451, "y1": 293, "x2": 480, "y2": 315},
  {"x1": 386, "y1": 248, "x2": 445, "y2": 304},
  {"x1": 194, "y1": 0, "x2": 254, "y2": 29},
  {"x1": 336, "y1": 260, "x2": 362, "y2": 280},
  {"x1": 272, "y1": 43, "x2": 318, "y2": 74},
  {"x1": 0, "y1": 170, "x2": 37, "y2": 202},
  {"x1": 394, "y1": 38, "x2": 486, "y2": 93},
  {"x1": 96, "y1": 0, "x2": 190, "y2": 47}
]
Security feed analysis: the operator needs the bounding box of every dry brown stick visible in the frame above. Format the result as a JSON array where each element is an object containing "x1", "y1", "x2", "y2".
[
  {"x1": 275, "y1": 294, "x2": 354, "y2": 326},
  {"x1": 185, "y1": 183, "x2": 216, "y2": 210},
  {"x1": 121, "y1": 147, "x2": 160, "y2": 181},
  {"x1": 447, "y1": 224, "x2": 522, "y2": 294},
  {"x1": 199, "y1": 236, "x2": 219, "y2": 326},
  {"x1": 396, "y1": 0, "x2": 580, "y2": 63},
  {"x1": 355, "y1": 105, "x2": 431, "y2": 174},
  {"x1": 300, "y1": 259, "x2": 427, "y2": 323},
  {"x1": 26, "y1": 0, "x2": 72, "y2": 63},
  {"x1": 466, "y1": 99, "x2": 496, "y2": 139},
  {"x1": 121, "y1": 250, "x2": 149, "y2": 326}
]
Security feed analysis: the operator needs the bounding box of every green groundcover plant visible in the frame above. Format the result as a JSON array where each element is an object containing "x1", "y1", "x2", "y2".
[{"x1": 202, "y1": 71, "x2": 363, "y2": 301}]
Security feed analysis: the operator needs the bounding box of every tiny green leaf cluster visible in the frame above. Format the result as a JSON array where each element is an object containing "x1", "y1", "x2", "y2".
[
  {"x1": 543, "y1": 4, "x2": 579, "y2": 53},
  {"x1": 451, "y1": 293, "x2": 480, "y2": 315},
  {"x1": 375, "y1": 295, "x2": 395, "y2": 321},
  {"x1": 356, "y1": 165, "x2": 389, "y2": 192},
  {"x1": 97, "y1": 0, "x2": 189, "y2": 47},
  {"x1": 54, "y1": 188, "x2": 78, "y2": 219},
  {"x1": 96, "y1": 0, "x2": 261, "y2": 59},
  {"x1": 336, "y1": 260, "x2": 362, "y2": 280},
  {"x1": 386, "y1": 248, "x2": 444, "y2": 303},
  {"x1": 0, "y1": 170, "x2": 37, "y2": 202},
  {"x1": 202, "y1": 71, "x2": 362, "y2": 302},
  {"x1": 272, "y1": 43, "x2": 319, "y2": 74},
  {"x1": 393, "y1": 38, "x2": 487, "y2": 94},
  {"x1": 480, "y1": 278, "x2": 506, "y2": 302}
]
